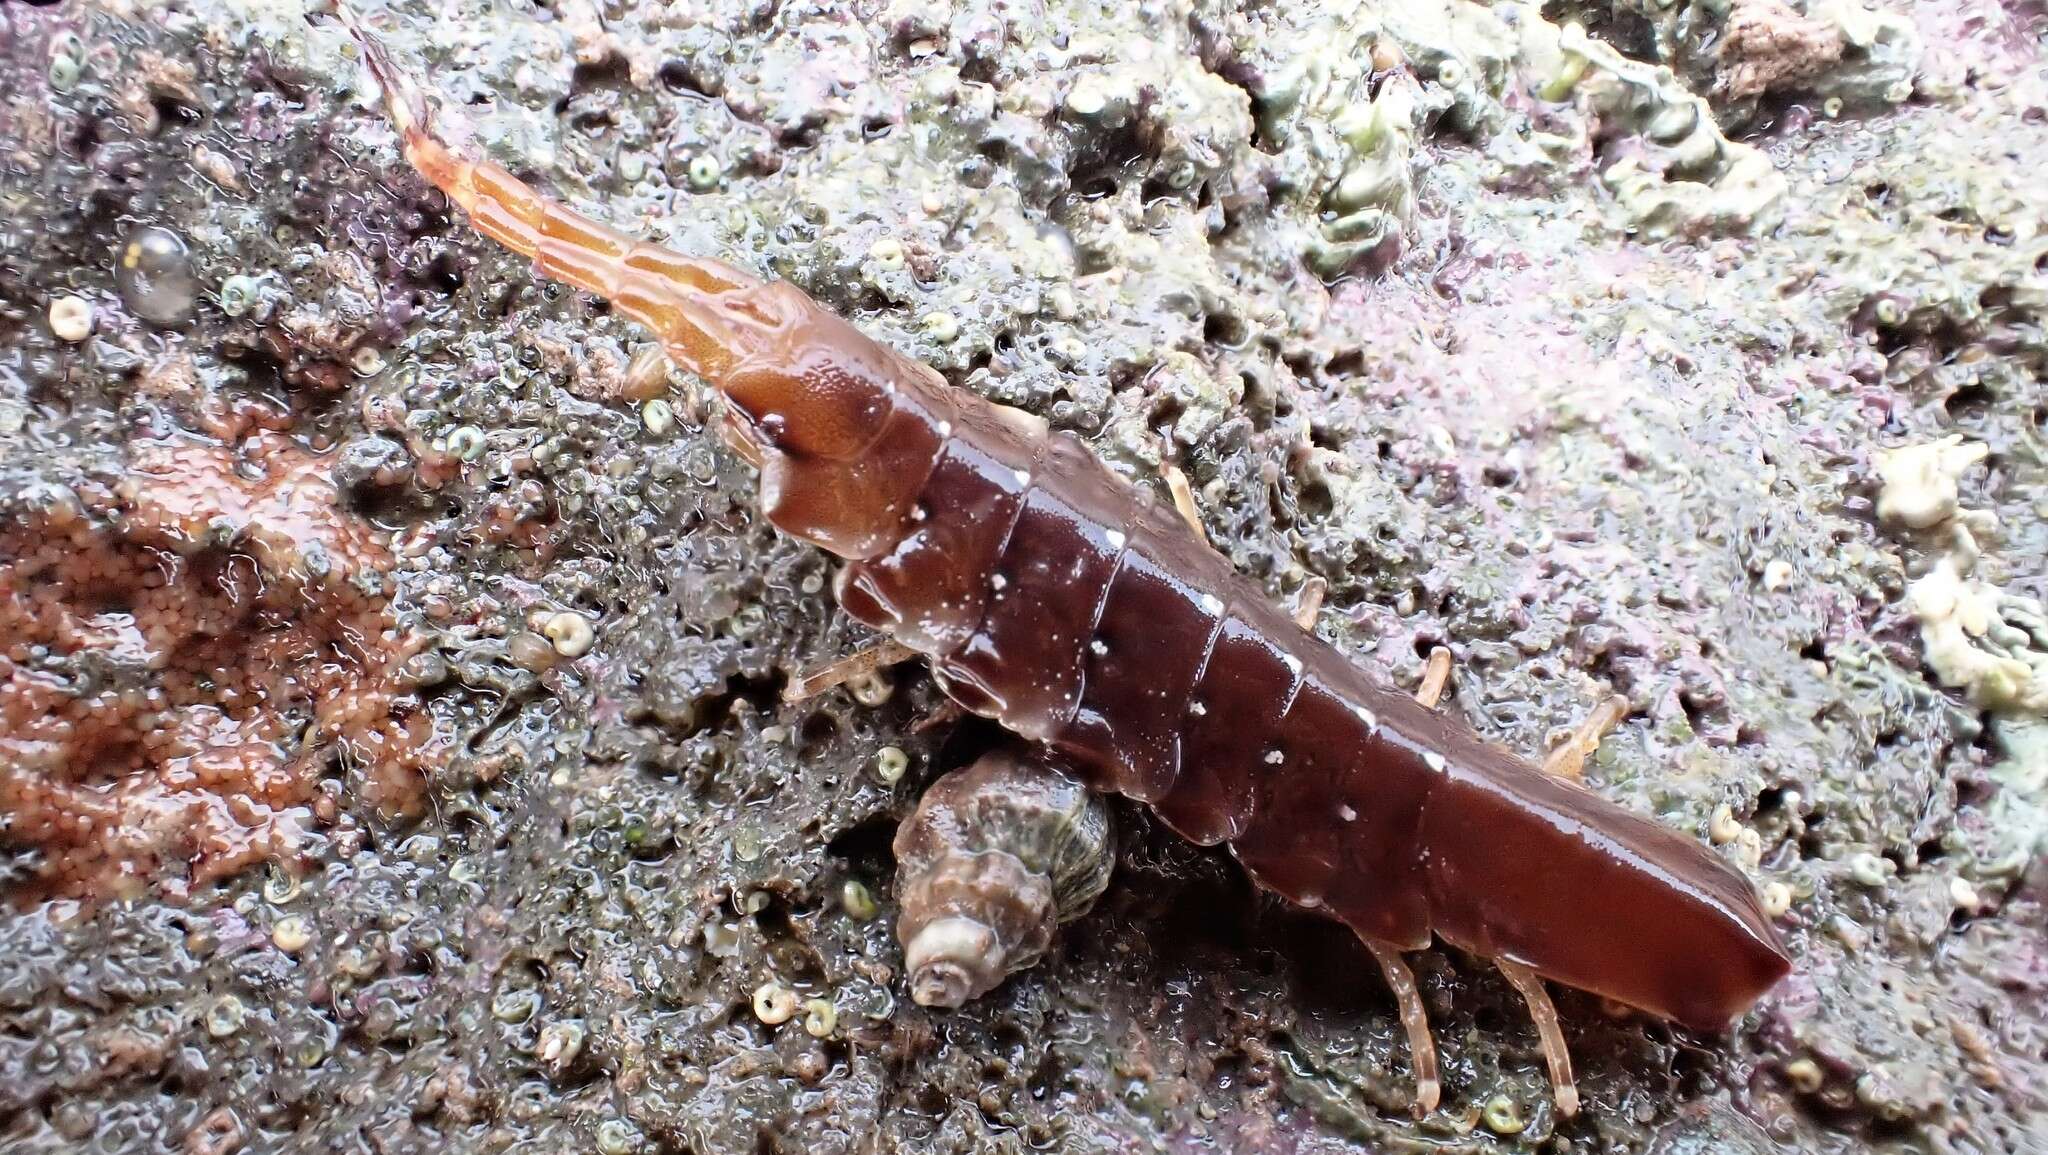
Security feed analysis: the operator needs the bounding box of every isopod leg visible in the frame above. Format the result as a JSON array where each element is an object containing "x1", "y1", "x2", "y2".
[
  {"x1": 1496, "y1": 958, "x2": 1580, "y2": 1118},
  {"x1": 1362, "y1": 939, "x2": 1441, "y2": 1117},
  {"x1": 1291, "y1": 576, "x2": 1327, "y2": 630},
  {"x1": 784, "y1": 639, "x2": 919, "y2": 702},
  {"x1": 721, "y1": 413, "x2": 766, "y2": 467},
  {"x1": 1413, "y1": 647, "x2": 1453, "y2": 711},
  {"x1": 1540, "y1": 695, "x2": 1629, "y2": 781},
  {"x1": 1161, "y1": 460, "x2": 1208, "y2": 545}
]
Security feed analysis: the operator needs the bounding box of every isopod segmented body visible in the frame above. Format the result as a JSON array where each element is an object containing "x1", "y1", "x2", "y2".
[
  {"x1": 342, "y1": 10, "x2": 1789, "y2": 1118},
  {"x1": 892, "y1": 748, "x2": 1113, "y2": 1009}
]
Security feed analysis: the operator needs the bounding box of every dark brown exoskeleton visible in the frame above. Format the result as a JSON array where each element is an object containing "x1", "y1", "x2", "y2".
[{"x1": 341, "y1": 8, "x2": 1791, "y2": 1119}]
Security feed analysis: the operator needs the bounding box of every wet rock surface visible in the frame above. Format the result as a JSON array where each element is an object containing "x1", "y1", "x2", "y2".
[{"x1": 1, "y1": 1, "x2": 2043, "y2": 1153}]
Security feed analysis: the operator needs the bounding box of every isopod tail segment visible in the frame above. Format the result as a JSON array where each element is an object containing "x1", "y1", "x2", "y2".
[
  {"x1": 1402, "y1": 647, "x2": 1583, "y2": 1117},
  {"x1": 343, "y1": 9, "x2": 1792, "y2": 1122}
]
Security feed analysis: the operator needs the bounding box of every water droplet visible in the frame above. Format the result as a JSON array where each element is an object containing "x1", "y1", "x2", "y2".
[{"x1": 115, "y1": 226, "x2": 198, "y2": 327}]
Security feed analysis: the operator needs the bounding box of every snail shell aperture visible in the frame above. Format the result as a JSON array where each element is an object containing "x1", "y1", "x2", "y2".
[{"x1": 892, "y1": 748, "x2": 1114, "y2": 1008}]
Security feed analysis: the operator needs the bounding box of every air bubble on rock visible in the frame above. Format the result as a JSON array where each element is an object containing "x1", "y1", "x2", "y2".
[
  {"x1": 398, "y1": 651, "x2": 451, "y2": 688},
  {"x1": 507, "y1": 632, "x2": 558, "y2": 672},
  {"x1": 702, "y1": 921, "x2": 742, "y2": 957},
  {"x1": 295, "y1": 1028, "x2": 333, "y2": 1068},
  {"x1": 116, "y1": 226, "x2": 199, "y2": 327}
]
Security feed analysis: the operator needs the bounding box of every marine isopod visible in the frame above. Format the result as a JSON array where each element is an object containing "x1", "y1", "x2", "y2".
[
  {"x1": 341, "y1": 9, "x2": 1791, "y2": 1119},
  {"x1": 892, "y1": 748, "x2": 1114, "y2": 1008}
]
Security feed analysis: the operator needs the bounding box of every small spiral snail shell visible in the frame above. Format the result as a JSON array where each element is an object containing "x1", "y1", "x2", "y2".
[{"x1": 892, "y1": 748, "x2": 1115, "y2": 1008}]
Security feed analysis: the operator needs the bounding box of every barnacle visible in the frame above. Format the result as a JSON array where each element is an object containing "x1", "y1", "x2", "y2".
[
  {"x1": 1630, "y1": 0, "x2": 1920, "y2": 113},
  {"x1": 892, "y1": 749, "x2": 1114, "y2": 1008}
]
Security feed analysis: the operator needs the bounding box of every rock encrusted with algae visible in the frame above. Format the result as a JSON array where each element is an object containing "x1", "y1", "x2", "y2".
[
  {"x1": 1246, "y1": 0, "x2": 1788, "y2": 269},
  {"x1": 1572, "y1": 0, "x2": 1922, "y2": 119},
  {"x1": 1877, "y1": 434, "x2": 2047, "y2": 891},
  {"x1": 1874, "y1": 436, "x2": 1992, "y2": 532},
  {"x1": 1520, "y1": 14, "x2": 1787, "y2": 236},
  {"x1": 1879, "y1": 436, "x2": 2045, "y2": 714},
  {"x1": 0, "y1": 434, "x2": 440, "y2": 903},
  {"x1": 1715, "y1": 0, "x2": 1921, "y2": 109}
]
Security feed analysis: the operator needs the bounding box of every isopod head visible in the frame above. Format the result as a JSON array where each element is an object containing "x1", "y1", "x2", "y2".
[{"x1": 892, "y1": 748, "x2": 1114, "y2": 1008}]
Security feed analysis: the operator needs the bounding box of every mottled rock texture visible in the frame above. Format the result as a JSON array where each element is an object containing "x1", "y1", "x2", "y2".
[{"x1": 1, "y1": 1, "x2": 2042, "y2": 1153}]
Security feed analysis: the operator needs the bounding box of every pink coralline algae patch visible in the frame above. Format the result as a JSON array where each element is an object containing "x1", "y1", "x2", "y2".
[{"x1": 0, "y1": 432, "x2": 441, "y2": 903}]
